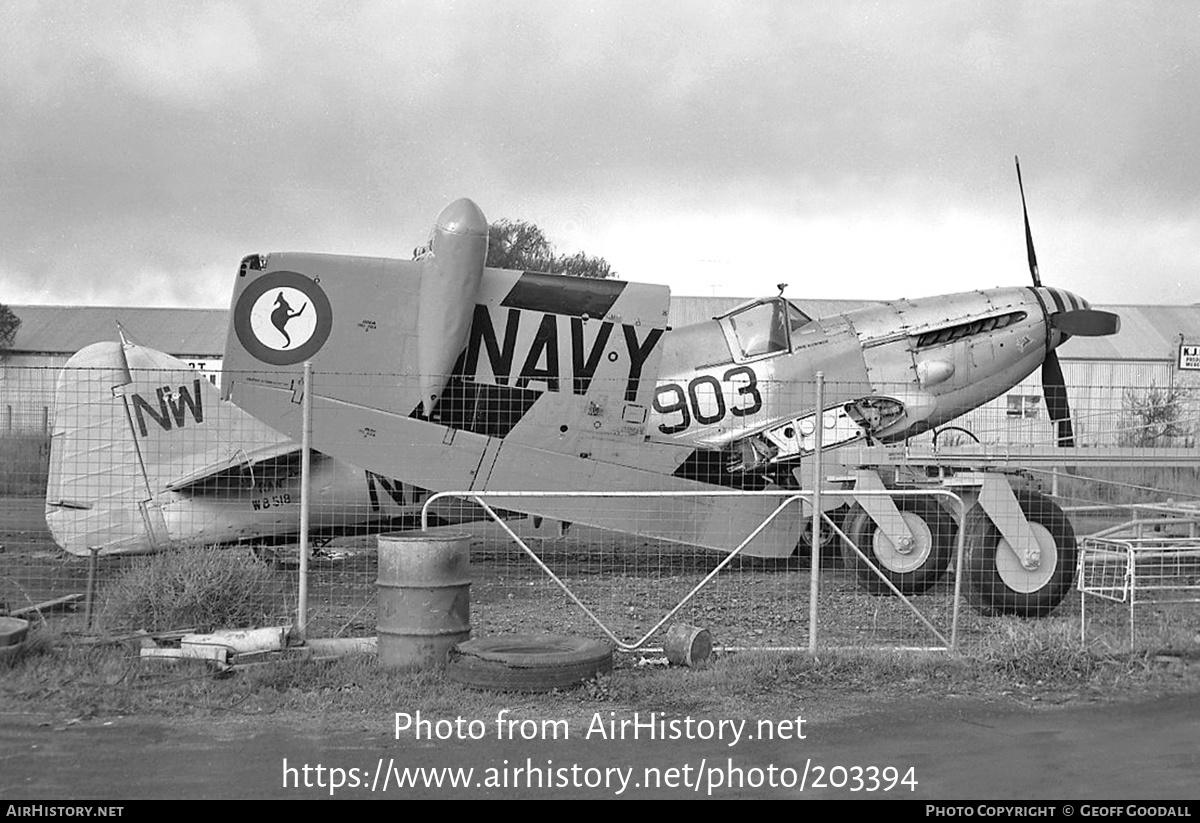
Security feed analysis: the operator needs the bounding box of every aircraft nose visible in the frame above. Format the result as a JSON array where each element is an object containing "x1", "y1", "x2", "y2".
[
  {"x1": 1063, "y1": 289, "x2": 1090, "y2": 311},
  {"x1": 435, "y1": 198, "x2": 489, "y2": 238},
  {"x1": 1042, "y1": 287, "x2": 1088, "y2": 314},
  {"x1": 1042, "y1": 288, "x2": 1120, "y2": 337}
]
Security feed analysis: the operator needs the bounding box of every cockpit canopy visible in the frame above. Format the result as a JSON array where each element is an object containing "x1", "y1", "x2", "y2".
[{"x1": 716, "y1": 297, "x2": 813, "y2": 362}]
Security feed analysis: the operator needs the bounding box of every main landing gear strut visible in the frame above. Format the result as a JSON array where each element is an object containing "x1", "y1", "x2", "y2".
[{"x1": 836, "y1": 468, "x2": 1077, "y2": 618}]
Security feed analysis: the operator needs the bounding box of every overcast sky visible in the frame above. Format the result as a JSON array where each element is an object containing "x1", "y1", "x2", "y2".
[{"x1": 3, "y1": 1, "x2": 1197, "y2": 310}]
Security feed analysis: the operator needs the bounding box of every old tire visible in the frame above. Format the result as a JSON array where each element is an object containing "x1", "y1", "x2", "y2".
[
  {"x1": 841, "y1": 497, "x2": 955, "y2": 596},
  {"x1": 446, "y1": 634, "x2": 613, "y2": 692},
  {"x1": 964, "y1": 491, "x2": 1076, "y2": 618},
  {"x1": 0, "y1": 617, "x2": 30, "y2": 648}
]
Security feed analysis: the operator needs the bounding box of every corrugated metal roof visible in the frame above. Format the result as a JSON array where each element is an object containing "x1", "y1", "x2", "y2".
[
  {"x1": 9, "y1": 305, "x2": 228, "y2": 356},
  {"x1": 8, "y1": 299, "x2": 1198, "y2": 363}
]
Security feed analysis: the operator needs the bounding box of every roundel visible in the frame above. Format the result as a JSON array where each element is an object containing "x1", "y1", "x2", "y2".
[{"x1": 233, "y1": 271, "x2": 333, "y2": 365}]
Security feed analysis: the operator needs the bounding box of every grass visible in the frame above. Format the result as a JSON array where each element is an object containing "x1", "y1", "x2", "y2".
[
  {"x1": 1051, "y1": 466, "x2": 1200, "y2": 509},
  {"x1": 98, "y1": 546, "x2": 276, "y2": 633},
  {"x1": 5, "y1": 532, "x2": 1197, "y2": 725},
  {"x1": 4, "y1": 613, "x2": 1197, "y2": 725},
  {"x1": 974, "y1": 618, "x2": 1101, "y2": 681}
]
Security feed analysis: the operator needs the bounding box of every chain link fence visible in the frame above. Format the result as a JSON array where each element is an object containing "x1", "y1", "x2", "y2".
[{"x1": 3, "y1": 360, "x2": 1199, "y2": 652}]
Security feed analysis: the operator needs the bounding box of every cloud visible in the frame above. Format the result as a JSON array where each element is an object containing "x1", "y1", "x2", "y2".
[
  {"x1": 1, "y1": 1, "x2": 1198, "y2": 308},
  {"x1": 108, "y1": 2, "x2": 261, "y2": 106}
]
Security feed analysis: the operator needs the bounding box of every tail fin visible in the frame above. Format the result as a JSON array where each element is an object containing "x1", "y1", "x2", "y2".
[{"x1": 46, "y1": 340, "x2": 292, "y2": 555}]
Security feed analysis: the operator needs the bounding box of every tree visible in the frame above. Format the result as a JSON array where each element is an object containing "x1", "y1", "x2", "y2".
[
  {"x1": 413, "y1": 218, "x2": 617, "y2": 279},
  {"x1": 0, "y1": 303, "x2": 19, "y2": 354},
  {"x1": 553, "y1": 250, "x2": 614, "y2": 280},
  {"x1": 1120, "y1": 382, "x2": 1195, "y2": 447},
  {"x1": 486, "y1": 219, "x2": 616, "y2": 279},
  {"x1": 486, "y1": 219, "x2": 555, "y2": 272}
]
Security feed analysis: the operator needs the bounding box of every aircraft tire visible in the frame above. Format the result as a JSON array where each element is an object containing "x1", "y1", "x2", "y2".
[
  {"x1": 446, "y1": 634, "x2": 613, "y2": 693},
  {"x1": 963, "y1": 491, "x2": 1077, "y2": 618},
  {"x1": 841, "y1": 497, "x2": 955, "y2": 596}
]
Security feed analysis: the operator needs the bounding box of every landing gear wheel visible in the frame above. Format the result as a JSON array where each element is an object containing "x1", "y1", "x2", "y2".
[
  {"x1": 841, "y1": 497, "x2": 955, "y2": 596},
  {"x1": 964, "y1": 490, "x2": 1076, "y2": 617}
]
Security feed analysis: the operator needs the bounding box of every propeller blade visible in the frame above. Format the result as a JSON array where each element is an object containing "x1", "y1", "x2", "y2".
[
  {"x1": 1041, "y1": 350, "x2": 1074, "y2": 447},
  {"x1": 1015, "y1": 155, "x2": 1041, "y2": 288},
  {"x1": 1051, "y1": 309, "x2": 1121, "y2": 337}
]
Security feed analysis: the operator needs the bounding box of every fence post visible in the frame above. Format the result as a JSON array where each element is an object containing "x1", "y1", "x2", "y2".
[
  {"x1": 85, "y1": 547, "x2": 100, "y2": 630},
  {"x1": 297, "y1": 361, "x2": 312, "y2": 643},
  {"x1": 808, "y1": 371, "x2": 824, "y2": 654}
]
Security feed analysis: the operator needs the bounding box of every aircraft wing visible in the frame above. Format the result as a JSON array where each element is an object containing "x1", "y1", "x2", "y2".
[{"x1": 224, "y1": 225, "x2": 803, "y2": 557}]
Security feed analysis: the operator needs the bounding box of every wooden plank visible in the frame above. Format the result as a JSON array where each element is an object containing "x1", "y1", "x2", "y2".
[{"x1": 6, "y1": 594, "x2": 83, "y2": 617}]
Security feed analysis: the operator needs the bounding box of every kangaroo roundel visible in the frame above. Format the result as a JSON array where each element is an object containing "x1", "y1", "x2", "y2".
[{"x1": 234, "y1": 271, "x2": 333, "y2": 365}]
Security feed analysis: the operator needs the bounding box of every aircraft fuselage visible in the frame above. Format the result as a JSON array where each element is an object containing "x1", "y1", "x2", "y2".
[{"x1": 650, "y1": 286, "x2": 1085, "y2": 458}]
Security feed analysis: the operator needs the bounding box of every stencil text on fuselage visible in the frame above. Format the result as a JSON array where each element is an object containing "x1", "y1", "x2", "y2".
[{"x1": 461, "y1": 305, "x2": 662, "y2": 402}]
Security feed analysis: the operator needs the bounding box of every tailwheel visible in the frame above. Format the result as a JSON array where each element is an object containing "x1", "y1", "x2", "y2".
[
  {"x1": 796, "y1": 505, "x2": 847, "y2": 564},
  {"x1": 841, "y1": 497, "x2": 956, "y2": 596},
  {"x1": 964, "y1": 490, "x2": 1077, "y2": 617}
]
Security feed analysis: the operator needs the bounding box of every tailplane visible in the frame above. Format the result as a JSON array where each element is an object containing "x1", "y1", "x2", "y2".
[{"x1": 45, "y1": 341, "x2": 293, "y2": 555}]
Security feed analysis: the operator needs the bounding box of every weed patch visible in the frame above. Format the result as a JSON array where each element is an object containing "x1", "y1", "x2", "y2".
[
  {"x1": 976, "y1": 618, "x2": 1100, "y2": 681},
  {"x1": 99, "y1": 546, "x2": 275, "y2": 633}
]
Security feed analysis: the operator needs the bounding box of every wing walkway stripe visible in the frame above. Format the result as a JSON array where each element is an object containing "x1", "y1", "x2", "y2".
[{"x1": 501, "y1": 272, "x2": 627, "y2": 318}]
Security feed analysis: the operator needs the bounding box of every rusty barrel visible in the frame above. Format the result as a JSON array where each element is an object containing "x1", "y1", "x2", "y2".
[{"x1": 376, "y1": 532, "x2": 471, "y2": 669}]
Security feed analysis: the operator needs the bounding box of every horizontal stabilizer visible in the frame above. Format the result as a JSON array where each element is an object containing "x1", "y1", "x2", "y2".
[{"x1": 47, "y1": 340, "x2": 295, "y2": 555}]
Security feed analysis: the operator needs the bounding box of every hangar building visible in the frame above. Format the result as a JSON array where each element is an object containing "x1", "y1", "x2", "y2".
[
  {"x1": 2, "y1": 299, "x2": 1198, "y2": 446},
  {"x1": 1, "y1": 306, "x2": 225, "y2": 431}
]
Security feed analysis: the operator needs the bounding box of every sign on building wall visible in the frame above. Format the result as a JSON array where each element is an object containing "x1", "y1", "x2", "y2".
[{"x1": 1180, "y1": 344, "x2": 1200, "y2": 371}]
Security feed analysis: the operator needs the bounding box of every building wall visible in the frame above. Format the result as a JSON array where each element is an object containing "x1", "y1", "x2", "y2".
[
  {"x1": 0, "y1": 352, "x2": 221, "y2": 433},
  {"x1": 0, "y1": 355, "x2": 65, "y2": 432},
  {"x1": 953, "y1": 360, "x2": 1196, "y2": 448}
]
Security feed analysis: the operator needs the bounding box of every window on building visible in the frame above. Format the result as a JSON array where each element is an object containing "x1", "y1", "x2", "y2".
[{"x1": 1006, "y1": 394, "x2": 1041, "y2": 419}]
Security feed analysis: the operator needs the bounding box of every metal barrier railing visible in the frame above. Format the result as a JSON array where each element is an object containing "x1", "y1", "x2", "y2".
[
  {"x1": 419, "y1": 487, "x2": 967, "y2": 651},
  {"x1": 1079, "y1": 535, "x2": 1200, "y2": 645}
]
